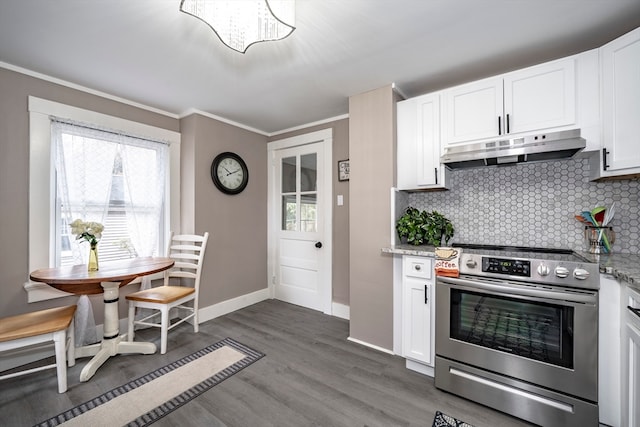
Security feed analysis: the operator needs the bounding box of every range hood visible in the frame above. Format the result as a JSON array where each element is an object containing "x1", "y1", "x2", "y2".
[{"x1": 440, "y1": 129, "x2": 586, "y2": 169}]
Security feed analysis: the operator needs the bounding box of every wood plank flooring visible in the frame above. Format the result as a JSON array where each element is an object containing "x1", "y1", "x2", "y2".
[{"x1": 0, "y1": 299, "x2": 533, "y2": 426}]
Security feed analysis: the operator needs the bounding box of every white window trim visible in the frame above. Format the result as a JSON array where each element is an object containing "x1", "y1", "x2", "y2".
[{"x1": 25, "y1": 96, "x2": 181, "y2": 302}]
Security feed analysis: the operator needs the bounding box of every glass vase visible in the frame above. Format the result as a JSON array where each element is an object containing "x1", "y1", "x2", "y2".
[
  {"x1": 88, "y1": 243, "x2": 99, "y2": 271},
  {"x1": 584, "y1": 226, "x2": 615, "y2": 254}
]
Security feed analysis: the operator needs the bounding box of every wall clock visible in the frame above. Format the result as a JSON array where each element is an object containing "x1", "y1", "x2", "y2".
[{"x1": 210, "y1": 152, "x2": 249, "y2": 195}]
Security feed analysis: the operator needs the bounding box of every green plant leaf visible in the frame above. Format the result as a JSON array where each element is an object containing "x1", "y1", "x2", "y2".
[{"x1": 396, "y1": 206, "x2": 454, "y2": 246}]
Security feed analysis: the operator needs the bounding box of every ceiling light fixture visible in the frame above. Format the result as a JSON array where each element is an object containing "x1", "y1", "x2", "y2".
[{"x1": 180, "y1": 0, "x2": 296, "y2": 54}]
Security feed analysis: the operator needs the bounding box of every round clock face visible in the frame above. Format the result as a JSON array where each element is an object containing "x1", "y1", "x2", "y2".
[{"x1": 211, "y1": 152, "x2": 249, "y2": 195}]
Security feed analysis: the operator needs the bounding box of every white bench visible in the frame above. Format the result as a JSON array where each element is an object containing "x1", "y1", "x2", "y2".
[{"x1": 0, "y1": 305, "x2": 76, "y2": 393}]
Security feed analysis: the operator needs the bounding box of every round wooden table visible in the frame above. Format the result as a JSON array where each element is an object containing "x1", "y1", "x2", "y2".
[{"x1": 30, "y1": 257, "x2": 174, "y2": 382}]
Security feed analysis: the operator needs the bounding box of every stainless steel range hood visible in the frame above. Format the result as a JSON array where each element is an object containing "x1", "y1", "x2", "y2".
[{"x1": 440, "y1": 129, "x2": 585, "y2": 169}]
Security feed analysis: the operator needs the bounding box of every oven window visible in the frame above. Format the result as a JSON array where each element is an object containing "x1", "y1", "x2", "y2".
[{"x1": 450, "y1": 289, "x2": 574, "y2": 368}]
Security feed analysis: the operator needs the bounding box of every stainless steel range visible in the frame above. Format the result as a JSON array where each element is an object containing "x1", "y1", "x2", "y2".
[{"x1": 435, "y1": 244, "x2": 600, "y2": 427}]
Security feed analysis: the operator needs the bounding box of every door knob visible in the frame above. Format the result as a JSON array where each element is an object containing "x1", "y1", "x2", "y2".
[{"x1": 315, "y1": 241, "x2": 323, "y2": 248}]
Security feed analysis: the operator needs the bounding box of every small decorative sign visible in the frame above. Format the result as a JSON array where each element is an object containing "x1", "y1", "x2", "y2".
[{"x1": 338, "y1": 159, "x2": 349, "y2": 181}]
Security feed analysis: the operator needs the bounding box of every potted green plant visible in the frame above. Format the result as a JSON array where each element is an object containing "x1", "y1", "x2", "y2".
[{"x1": 396, "y1": 207, "x2": 454, "y2": 246}]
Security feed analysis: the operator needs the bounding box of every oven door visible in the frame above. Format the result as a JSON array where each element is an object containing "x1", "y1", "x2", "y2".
[{"x1": 436, "y1": 275, "x2": 598, "y2": 402}]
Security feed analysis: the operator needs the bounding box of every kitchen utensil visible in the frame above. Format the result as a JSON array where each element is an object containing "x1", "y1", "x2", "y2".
[
  {"x1": 581, "y1": 211, "x2": 597, "y2": 225},
  {"x1": 575, "y1": 214, "x2": 592, "y2": 224},
  {"x1": 591, "y1": 206, "x2": 606, "y2": 225},
  {"x1": 603, "y1": 202, "x2": 616, "y2": 226},
  {"x1": 580, "y1": 210, "x2": 611, "y2": 251}
]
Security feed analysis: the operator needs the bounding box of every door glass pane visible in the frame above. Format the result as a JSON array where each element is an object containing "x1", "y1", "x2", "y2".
[
  {"x1": 282, "y1": 156, "x2": 296, "y2": 193},
  {"x1": 300, "y1": 153, "x2": 317, "y2": 192},
  {"x1": 450, "y1": 289, "x2": 574, "y2": 368},
  {"x1": 300, "y1": 194, "x2": 317, "y2": 232},
  {"x1": 282, "y1": 194, "x2": 297, "y2": 231}
]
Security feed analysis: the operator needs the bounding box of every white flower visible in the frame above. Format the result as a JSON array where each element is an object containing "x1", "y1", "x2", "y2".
[{"x1": 70, "y1": 219, "x2": 104, "y2": 246}]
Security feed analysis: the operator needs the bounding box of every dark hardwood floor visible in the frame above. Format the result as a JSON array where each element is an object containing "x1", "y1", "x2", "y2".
[{"x1": 0, "y1": 299, "x2": 532, "y2": 426}]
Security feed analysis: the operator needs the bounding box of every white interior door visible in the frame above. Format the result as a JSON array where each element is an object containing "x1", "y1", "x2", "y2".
[{"x1": 268, "y1": 129, "x2": 332, "y2": 314}]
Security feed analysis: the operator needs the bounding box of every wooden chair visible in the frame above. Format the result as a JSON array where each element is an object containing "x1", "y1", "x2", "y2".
[
  {"x1": 126, "y1": 232, "x2": 209, "y2": 354},
  {"x1": 0, "y1": 305, "x2": 76, "y2": 393}
]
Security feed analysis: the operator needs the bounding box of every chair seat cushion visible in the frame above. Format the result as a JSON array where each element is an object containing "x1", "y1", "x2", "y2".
[
  {"x1": 126, "y1": 286, "x2": 195, "y2": 304},
  {"x1": 0, "y1": 305, "x2": 77, "y2": 343}
]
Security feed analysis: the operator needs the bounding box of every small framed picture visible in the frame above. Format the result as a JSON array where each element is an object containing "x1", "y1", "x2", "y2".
[{"x1": 338, "y1": 159, "x2": 350, "y2": 181}]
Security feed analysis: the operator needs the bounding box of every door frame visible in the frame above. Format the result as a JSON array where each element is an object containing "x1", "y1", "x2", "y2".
[{"x1": 267, "y1": 128, "x2": 333, "y2": 315}]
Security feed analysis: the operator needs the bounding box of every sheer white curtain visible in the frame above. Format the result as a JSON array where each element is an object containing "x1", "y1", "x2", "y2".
[
  {"x1": 121, "y1": 140, "x2": 168, "y2": 291},
  {"x1": 53, "y1": 121, "x2": 117, "y2": 346},
  {"x1": 53, "y1": 121, "x2": 117, "y2": 264},
  {"x1": 52, "y1": 119, "x2": 167, "y2": 345}
]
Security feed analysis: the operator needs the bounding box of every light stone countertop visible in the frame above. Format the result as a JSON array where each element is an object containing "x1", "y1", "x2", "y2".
[
  {"x1": 590, "y1": 252, "x2": 640, "y2": 291},
  {"x1": 381, "y1": 244, "x2": 437, "y2": 258},
  {"x1": 382, "y1": 245, "x2": 640, "y2": 291}
]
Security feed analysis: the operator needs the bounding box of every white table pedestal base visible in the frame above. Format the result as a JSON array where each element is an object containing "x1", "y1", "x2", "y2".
[{"x1": 76, "y1": 281, "x2": 157, "y2": 382}]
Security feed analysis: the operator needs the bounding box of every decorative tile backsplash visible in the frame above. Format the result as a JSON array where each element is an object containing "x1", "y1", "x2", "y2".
[{"x1": 407, "y1": 158, "x2": 640, "y2": 254}]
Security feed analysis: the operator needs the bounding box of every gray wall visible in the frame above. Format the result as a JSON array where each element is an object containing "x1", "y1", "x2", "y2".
[
  {"x1": 0, "y1": 68, "x2": 268, "y2": 322},
  {"x1": 0, "y1": 66, "x2": 350, "y2": 326},
  {"x1": 182, "y1": 113, "x2": 269, "y2": 304},
  {"x1": 348, "y1": 85, "x2": 398, "y2": 351},
  {"x1": 0, "y1": 68, "x2": 179, "y2": 321},
  {"x1": 407, "y1": 158, "x2": 640, "y2": 254}
]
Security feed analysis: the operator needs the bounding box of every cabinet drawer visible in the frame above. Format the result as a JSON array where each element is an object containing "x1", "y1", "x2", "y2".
[{"x1": 403, "y1": 256, "x2": 432, "y2": 279}]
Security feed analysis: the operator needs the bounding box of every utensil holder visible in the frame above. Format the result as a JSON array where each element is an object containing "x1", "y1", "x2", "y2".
[{"x1": 584, "y1": 226, "x2": 615, "y2": 254}]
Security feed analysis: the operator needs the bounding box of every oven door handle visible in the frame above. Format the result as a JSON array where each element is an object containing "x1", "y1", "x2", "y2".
[{"x1": 437, "y1": 276, "x2": 597, "y2": 304}]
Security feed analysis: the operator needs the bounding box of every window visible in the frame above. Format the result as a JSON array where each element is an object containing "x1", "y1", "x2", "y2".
[
  {"x1": 280, "y1": 153, "x2": 318, "y2": 232},
  {"x1": 26, "y1": 97, "x2": 181, "y2": 302},
  {"x1": 52, "y1": 120, "x2": 168, "y2": 267}
]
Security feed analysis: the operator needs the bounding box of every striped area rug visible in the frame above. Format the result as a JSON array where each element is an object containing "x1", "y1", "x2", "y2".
[
  {"x1": 433, "y1": 410, "x2": 475, "y2": 427},
  {"x1": 36, "y1": 338, "x2": 264, "y2": 427}
]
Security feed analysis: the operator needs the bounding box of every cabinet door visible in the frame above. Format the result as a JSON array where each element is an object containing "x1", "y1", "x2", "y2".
[
  {"x1": 396, "y1": 98, "x2": 418, "y2": 190},
  {"x1": 397, "y1": 94, "x2": 446, "y2": 190},
  {"x1": 504, "y1": 58, "x2": 576, "y2": 134},
  {"x1": 601, "y1": 27, "x2": 640, "y2": 173},
  {"x1": 623, "y1": 286, "x2": 640, "y2": 427},
  {"x1": 598, "y1": 275, "x2": 621, "y2": 426},
  {"x1": 402, "y1": 278, "x2": 432, "y2": 364},
  {"x1": 444, "y1": 77, "x2": 503, "y2": 144},
  {"x1": 416, "y1": 94, "x2": 441, "y2": 186},
  {"x1": 625, "y1": 320, "x2": 640, "y2": 427}
]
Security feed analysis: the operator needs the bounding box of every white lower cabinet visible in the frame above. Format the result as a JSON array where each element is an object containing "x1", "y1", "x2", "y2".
[
  {"x1": 622, "y1": 286, "x2": 640, "y2": 427},
  {"x1": 599, "y1": 275, "x2": 622, "y2": 426},
  {"x1": 402, "y1": 256, "x2": 435, "y2": 376}
]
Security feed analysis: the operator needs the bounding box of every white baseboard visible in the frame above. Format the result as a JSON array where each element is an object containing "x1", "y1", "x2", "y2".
[
  {"x1": 347, "y1": 336, "x2": 395, "y2": 355},
  {"x1": 331, "y1": 302, "x2": 350, "y2": 320},
  {"x1": 198, "y1": 288, "x2": 271, "y2": 324},
  {"x1": 406, "y1": 359, "x2": 434, "y2": 377}
]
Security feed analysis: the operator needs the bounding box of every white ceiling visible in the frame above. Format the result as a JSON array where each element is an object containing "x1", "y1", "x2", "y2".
[{"x1": 1, "y1": 1, "x2": 639, "y2": 135}]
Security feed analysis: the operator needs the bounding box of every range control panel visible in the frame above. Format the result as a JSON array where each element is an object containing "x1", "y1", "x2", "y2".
[
  {"x1": 482, "y1": 257, "x2": 530, "y2": 277},
  {"x1": 460, "y1": 253, "x2": 600, "y2": 289}
]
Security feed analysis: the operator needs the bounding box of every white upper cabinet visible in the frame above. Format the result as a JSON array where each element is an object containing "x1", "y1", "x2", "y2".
[
  {"x1": 443, "y1": 57, "x2": 577, "y2": 146},
  {"x1": 504, "y1": 59, "x2": 575, "y2": 134},
  {"x1": 591, "y1": 27, "x2": 640, "y2": 179},
  {"x1": 397, "y1": 92, "x2": 448, "y2": 190},
  {"x1": 444, "y1": 77, "x2": 503, "y2": 144}
]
